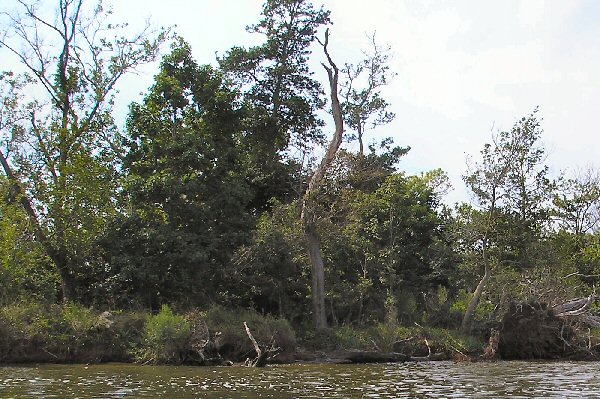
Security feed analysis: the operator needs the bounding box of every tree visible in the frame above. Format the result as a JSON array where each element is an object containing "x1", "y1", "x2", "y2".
[
  {"x1": 103, "y1": 40, "x2": 253, "y2": 309},
  {"x1": 326, "y1": 169, "x2": 453, "y2": 325},
  {"x1": 219, "y1": 0, "x2": 330, "y2": 153},
  {"x1": 218, "y1": 0, "x2": 332, "y2": 218},
  {"x1": 553, "y1": 166, "x2": 600, "y2": 236},
  {"x1": 0, "y1": 0, "x2": 168, "y2": 301},
  {"x1": 300, "y1": 28, "x2": 343, "y2": 329},
  {"x1": 550, "y1": 167, "x2": 600, "y2": 287},
  {"x1": 340, "y1": 34, "x2": 396, "y2": 154},
  {"x1": 460, "y1": 109, "x2": 555, "y2": 333}
]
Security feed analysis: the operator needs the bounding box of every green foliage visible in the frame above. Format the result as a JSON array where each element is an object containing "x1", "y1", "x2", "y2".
[
  {"x1": 426, "y1": 328, "x2": 484, "y2": 354},
  {"x1": 0, "y1": 1, "x2": 169, "y2": 302},
  {"x1": 368, "y1": 323, "x2": 414, "y2": 352},
  {"x1": 0, "y1": 193, "x2": 59, "y2": 305},
  {"x1": 102, "y1": 40, "x2": 256, "y2": 308},
  {"x1": 298, "y1": 322, "x2": 484, "y2": 356},
  {"x1": 331, "y1": 325, "x2": 372, "y2": 350},
  {"x1": 321, "y1": 163, "x2": 456, "y2": 324},
  {"x1": 462, "y1": 108, "x2": 555, "y2": 271},
  {"x1": 340, "y1": 37, "x2": 396, "y2": 153},
  {"x1": 1, "y1": 0, "x2": 596, "y2": 355},
  {"x1": 134, "y1": 305, "x2": 296, "y2": 364},
  {"x1": 0, "y1": 302, "x2": 147, "y2": 363},
  {"x1": 230, "y1": 200, "x2": 309, "y2": 321},
  {"x1": 138, "y1": 305, "x2": 192, "y2": 364},
  {"x1": 204, "y1": 306, "x2": 296, "y2": 362},
  {"x1": 219, "y1": 0, "x2": 330, "y2": 151},
  {"x1": 450, "y1": 290, "x2": 496, "y2": 321}
]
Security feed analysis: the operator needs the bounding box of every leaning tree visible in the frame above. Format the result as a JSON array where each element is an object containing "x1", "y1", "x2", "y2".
[{"x1": 0, "y1": 0, "x2": 168, "y2": 301}]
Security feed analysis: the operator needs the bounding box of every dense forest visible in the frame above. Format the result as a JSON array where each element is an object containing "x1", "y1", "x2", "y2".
[{"x1": 1, "y1": 0, "x2": 600, "y2": 364}]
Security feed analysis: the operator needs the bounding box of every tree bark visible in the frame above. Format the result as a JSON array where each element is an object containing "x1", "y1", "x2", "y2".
[
  {"x1": 460, "y1": 253, "x2": 491, "y2": 334},
  {"x1": 300, "y1": 29, "x2": 343, "y2": 330}
]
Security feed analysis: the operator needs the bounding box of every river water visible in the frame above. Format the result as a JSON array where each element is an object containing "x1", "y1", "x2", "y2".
[{"x1": 0, "y1": 361, "x2": 598, "y2": 398}]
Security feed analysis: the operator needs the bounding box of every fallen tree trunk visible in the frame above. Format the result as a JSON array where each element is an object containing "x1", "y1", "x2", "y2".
[
  {"x1": 342, "y1": 350, "x2": 410, "y2": 363},
  {"x1": 324, "y1": 350, "x2": 448, "y2": 364},
  {"x1": 553, "y1": 295, "x2": 596, "y2": 317}
]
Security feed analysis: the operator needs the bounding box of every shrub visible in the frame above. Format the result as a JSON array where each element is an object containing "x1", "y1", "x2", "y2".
[
  {"x1": 0, "y1": 302, "x2": 296, "y2": 365},
  {"x1": 333, "y1": 325, "x2": 371, "y2": 350},
  {"x1": 0, "y1": 302, "x2": 147, "y2": 363},
  {"x1": 427, "y1": 327, "x2": 484, "y2": 354},
  {"x1": 137, "y1": 305, "x2": 191, "y2": 364},
  {"x1": 368, "y1": 322, "x2": 414, "y2": 352}
]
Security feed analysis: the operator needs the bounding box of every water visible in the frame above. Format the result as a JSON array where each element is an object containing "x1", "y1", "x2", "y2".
[{"x1": 0, "y1": 361, "x2": 599, "y2": 398}]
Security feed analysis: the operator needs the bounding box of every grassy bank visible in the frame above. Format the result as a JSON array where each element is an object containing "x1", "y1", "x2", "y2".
[
  {"x1": 0, "y1": 303, "x2": 296, "y2": 365},
  {"x1": 0, "y1": 302, "x2": 487, "y2": 365}
]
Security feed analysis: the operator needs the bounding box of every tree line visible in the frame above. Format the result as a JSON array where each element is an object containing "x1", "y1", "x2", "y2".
[{"x1": 1, "y1": 0, "x2": 599, "y2": 336}]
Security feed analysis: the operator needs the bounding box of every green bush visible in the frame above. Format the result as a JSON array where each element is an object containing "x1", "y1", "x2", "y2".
[
  {"x1": 299, "y1": 327, "x2": 343, "y2": 351},
  {"x1": 450, "y1": 290, "x2": 495, "y2": 321},
  {"x1": 368, "y1": 322, "x2": 414, "y2": 352},
  {"x1": 0, "y1": 302, "x2": 147, "y2": 363},
  {"x1": 299, "y1": 324, "x2": 403, "y2": 352},
  {"x1": 137, "y1": 305, "x2": 191, "y2": 364},
  {"x1": 333, "y1": 325, "x2": 371, "y2": 350},
  {"x1": 427, "y1": 327, "x2": 484, "y2": 354}
]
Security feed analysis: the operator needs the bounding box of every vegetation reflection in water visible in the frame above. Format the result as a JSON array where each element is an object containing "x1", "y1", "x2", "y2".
[{"x1": 1, "y1": 361, "x2": 599, "y2": 398}]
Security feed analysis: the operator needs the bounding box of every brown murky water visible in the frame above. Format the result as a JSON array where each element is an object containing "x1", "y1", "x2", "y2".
[{"x1": 1, "y1": 361, "x2": 599, "y2": 398}]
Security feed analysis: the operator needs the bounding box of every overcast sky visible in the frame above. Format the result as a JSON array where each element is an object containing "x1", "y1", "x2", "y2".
[{"x1": 9, "y1": 0, "x2": 600, "y2": 204}]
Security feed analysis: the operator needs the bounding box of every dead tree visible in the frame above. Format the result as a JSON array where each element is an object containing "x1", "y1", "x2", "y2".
[
  {"x1": 243, "y1": 322, "x2": 280, "y2": 367},
  {"x1": 300, "y1": 28, "x2": 344, "y2": 330}
]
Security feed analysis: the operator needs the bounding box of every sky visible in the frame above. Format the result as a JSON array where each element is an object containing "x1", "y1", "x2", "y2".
[{"x1": 6, "y1": 0, "x2": 600, "y2": 204}]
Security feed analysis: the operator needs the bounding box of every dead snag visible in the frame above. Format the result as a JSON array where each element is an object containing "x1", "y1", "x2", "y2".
[
  {"x1": 300, "y1": 28, "x2": 344, "y2": 330},
  {"x1": 243, "y1": 322, "x2": 280, "y2": 367}
]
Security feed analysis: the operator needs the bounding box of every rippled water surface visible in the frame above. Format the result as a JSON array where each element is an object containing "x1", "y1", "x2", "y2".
[{"x1": 1, "y1": 361, "x2": 599, "y2": 398}]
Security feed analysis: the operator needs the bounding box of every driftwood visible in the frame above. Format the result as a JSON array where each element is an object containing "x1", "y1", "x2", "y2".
[
  {"x1": 243, "y1": 322, "x2": 280, "y2": 367},
  {"x1": 324, "y1": 350, "x2": 447, "y2": 364},
  {"x1": 553, "y1": 295, "x2": 596, "y2": 317},
  {"x1": 342, "y1": 350, "x2": 410, "y2": 363},
  {"x1": 552, "y1": 295, "x2": 600, "y2": 328}
]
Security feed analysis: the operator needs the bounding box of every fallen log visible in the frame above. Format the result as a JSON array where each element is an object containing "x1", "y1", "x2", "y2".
[
  {"x1": 342, "y1": 350, "x2": 410, "y2": 363},
  {"x1": 325, "y1": 350, "x2": 449, "y2": 364},
  {"x1": 553, "y1": 295, "x2": 596, "y2": 317}
]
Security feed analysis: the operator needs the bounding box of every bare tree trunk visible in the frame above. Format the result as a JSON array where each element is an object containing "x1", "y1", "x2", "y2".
[
  {"x1": 303, "y1": 226, "x2": 328, "y2": 329},
  {"x1": 460, "y1": 253, "x2": 491, "y2": 334},
  {"x1": 300, "y1": 29, "x2": 344, "y2": 330}
]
